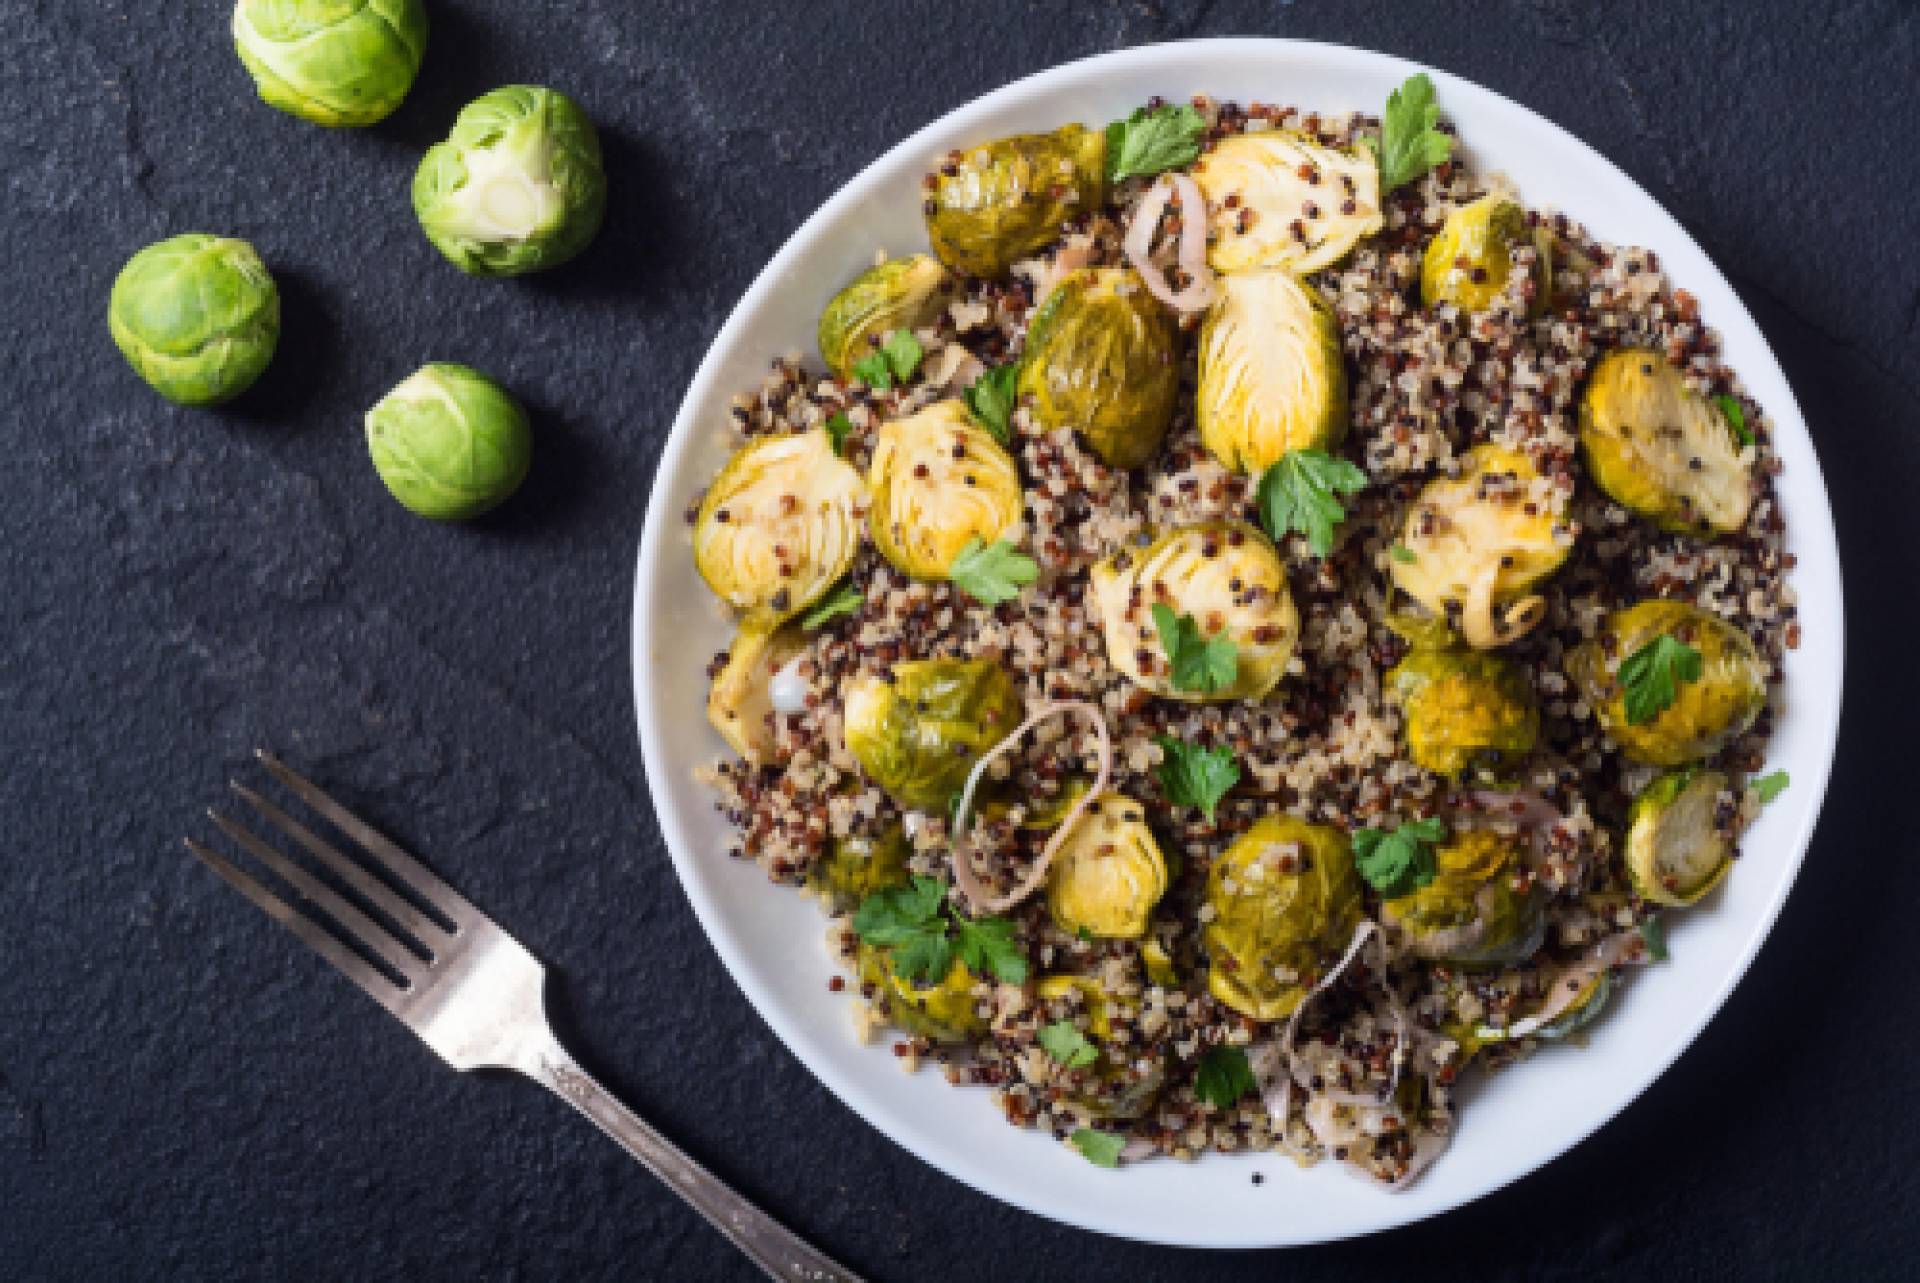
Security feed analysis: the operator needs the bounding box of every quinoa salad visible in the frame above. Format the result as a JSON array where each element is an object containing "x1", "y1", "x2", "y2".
[{"x1": 681, "y1": 74, "x2": 1798, "y2": 1186}]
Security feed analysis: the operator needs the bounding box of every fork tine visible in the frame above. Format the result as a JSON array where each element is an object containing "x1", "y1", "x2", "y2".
[
  {"x1": 255, "y1": 751, "x2": 472, "y2": 927},
  {"x1": 184, "y1": 838, "x2": 406, "y2": 1016},
  {"x1": 207, "y1": 810, "x2": 426, "y2": 983}
]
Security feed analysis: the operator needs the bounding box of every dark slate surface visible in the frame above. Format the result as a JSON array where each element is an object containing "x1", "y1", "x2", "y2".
[{"x1": 2, "y1": 1, "x2": 1915, "y2": 1279}]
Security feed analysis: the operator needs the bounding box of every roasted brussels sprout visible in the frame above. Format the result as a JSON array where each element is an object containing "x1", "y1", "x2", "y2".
[
  {"x1": 1388, "y1": 648, "x2": 1538, "y2": 778},
  {"x1": 867, "y1": 400, "x2": 1022, "y2": 579},
  {"x1": 1536, "y1": 970, "x2": 1614, "y2": 1040},
  {"x1": 1189, "y1": 132, "x2": 1383, "y2": 274},
  {"x1": 1017, "y1": 267, "x2": 1181, "y2": 468},
  {"x1": 413, "y1": 86, "x2": 606, "y2": 276},
  {"x1": 810, "y1": 825, "x2": 912, "y2": 914},
  {"x1": 817, "y1": 255, "x2": 951, "y2": 383},
  {"x1": 858, "y1": 943, "x2": 985, "y2": 1043},
  {"x1": 232, "y1": 0, "x2": 428, "y2": 128},
  {"x1": 108, "y1": 234, "x2": 280, "y2": 406},
  {"x1": 1624, "y1": 768, "x2": 1734, "y2": 906},
  {"x1": 365, "y1": 363, "x2": 531, "y2": 520},
  {"x1": 1045, "y1": 793, "x2": 1170, "y2": 939},
  {"x1": 706, "y1": 620, "x2": 809, "y2": 763},
  {"x1": 1579, "y1": 349, "x2": 1754, "y2": 537},
  {"x1": 1568, "y1": 600, "x2": 1766, "y2": 766},
  {"x1": 1035, "y1": 974, "x2": 1164, "y2": 1119},
  {"x1": 842, "y1": 659, "x2": 1023, "y2": 808},
  {"x1": 1196, "y1": 269, "x2": 1347, "y2": 475},
  {"x1": 1391, "y1": 443, "x2": 1571, "y2": 649},
  {"x1": 1382, "y1": 829, "x2": 1544, "y2": 966},
  {"x1": 692, "y1": 430, "x2": 867, "y2": 624},
  {"x1": 1204, "y1": 816, "x2": 1364, "y2": 1021},
  {"x1": 924, "y1": 125, "x2": 1106, "y2": 277},
  {"x1": 1420, "y1": 194, "x2": 1549, "y2": 316},
  {"x1": 1089, "y1": 522, "x2": 1299, "y2": 702},
  {"x1": 1141, "y1": 938, "x2": 1180, "y2": 987}
]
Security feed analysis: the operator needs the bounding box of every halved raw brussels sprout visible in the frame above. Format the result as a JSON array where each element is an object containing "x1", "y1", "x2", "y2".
[
  {"x1": 1196, "y1": 269, "x2": 1347, "y2": 475},
  {"x1": 1045, "y1": 793, "x2": 1170, "y2": 939},
  {"x1": 817, "y1": 255, "x2": 951, "y2": 383},
  {"x1": 1579, "y1": 348, "x2": 1753, "y2": 537},
  {"x1": 1391, "y1": 443, "x2": 1570, "y2": 649},
  {"x1": 842, "y1": 659, "x2": 1023, "y2": 809},
  {"x1": 1388, "y1": 648, "x2": 1538, "y2": 778},
  {"x1": 1089, "y1": 522, "x2": 1299, "y2": 702},
  {"x1": 1382, "y1": 829, "x2": 1544, "y2": 967},
  {"x1": 867, "y1": 400, "x2": 1023, "y2": 580},
  {"x1": 706, "y1": 620, "x2": 808, "y2": 763},
  {"x1": 1624, "y1": 768, "x2": 1734, "y2": 906},
  {"x1": 809, "y1": 824, "x2": 912, "y2": 914},
  {"x1": 1421, "y1": 194, "x2": 1550, "y2": 316},
  {"x1": 692, "y1": 431, "x2": 867, "y2": 623},
  {"x1": 1568, "y1": 599, "x2": 1766, "y2": 767},
  {"x1": 1034, "y1": 974, "x2": 1164, "y2": 1119},
  {"x1": 1189, "y1": 132, "x2": 1383, "y2": 274},
  {"x1": 1017, "y1": 267, "x2": 1181, "y2": 469},
  {"x1": 925, "y1": 125, "x2": 1106, "y2": 278},
  {"x1": 1204, "y1": 816, "x2": 1363, "y2": 1021},
  {"x1": 858, "y1": 943, "x2": 984, "y2": 1043}
]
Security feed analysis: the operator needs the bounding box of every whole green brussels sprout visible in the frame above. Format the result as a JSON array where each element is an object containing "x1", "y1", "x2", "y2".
[
  {"x1": 413, "y1": 86, "x2": 606, "y2": 276},
  {"x1": 843, "y1": 659, "x2": 1023, "y2": 809},
  {"x1": 1381, "y1": 828, "x2": 1544, "y2": 967},
  {"x1": 809, "y1": 825, "x2": 911, "y2": 915},
  {"x1": 818, "y1": 255, "x2": 951, "y2": 383},
  {"x1": 1624, "y1": 768, "x2": 1734, "y2": 906},
  {"x1": 1033, "y1": 974, "x2": 1164, "y2": 1119},
  {"x1": 867, "y1": 400, "x2": 1023, "y2": 580},
  {"x1": 1580, "y1": 348, "x2": 1753, "y2": 537},
  {"x1": 1388, "y1": 648, "x2": 1538, "y2": 779},
  {"x1": 692, "y1": 430, "x2": 866, "y2": 624},
  {"x1": 232, "y1": 0, "x2": 427, "y2": 128},
  {"x1": 925, "y1": 125, "x2": 1106, "y2": 278},
  {"x1": 1044, "y1": 793, "x2": 1170, "y2": 940},
  {"x1": 365, "y1": 363, "x2": 531, "y2": 520},
  {"x1": 1421, "y1": 194, "x2": 1550, "y2": 316},
  {"x1": 108, "y1": 234, "x2": 280, "y2": 406},
  {"x1": 1196, "y1": 268, "x2": 1347, "y2": 475},
  {"x1": 1567, "y1": 599, "x2": 1767, "y2": 766},
  {"x1": 1190, "y1": 132, "x2": 1382, "y2": 275},
  {"x1": 858, "y1": 943, "x2": 985, "y2": 1043},
  {"x1": 1018, "y1": 267, "x2": 1180, "y2": 469},
  {"x1": 1204, "y1": 815, "x2": 1363, "y2": 1021}
]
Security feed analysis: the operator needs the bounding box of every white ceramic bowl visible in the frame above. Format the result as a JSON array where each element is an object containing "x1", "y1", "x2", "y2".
[{"x1": 633, "y1": 38, "x2": 1843, "y2": 1247}]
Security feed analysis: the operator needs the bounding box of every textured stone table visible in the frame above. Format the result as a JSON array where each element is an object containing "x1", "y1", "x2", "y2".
[{"x1": 3, "y1": 2, "x2": 1914, "y2": 1278}]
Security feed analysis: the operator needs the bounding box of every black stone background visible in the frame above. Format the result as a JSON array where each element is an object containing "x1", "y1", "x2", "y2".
[{"x1": 3, "y1": 1, "x2": 1916, "y2": 1279}]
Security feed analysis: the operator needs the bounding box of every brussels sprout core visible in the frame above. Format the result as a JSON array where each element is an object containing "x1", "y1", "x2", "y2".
[
  {"x1": 232, "y1": 0, "x2": 428, "y2": 128},
  {"x1": 692, "y1": 431, "x2": 866, "y2": 623},
  {"x1": 365, "y1": 363, "x2": 531, "y2": 520},
  {"x1": 1044, "y1": 793, "x2": 1170, "y2": 939},
  {"x1": 1196, "y1": 269, "x2": 1348, "y2": 475},
  {"x1": 1190, "y1": 132, "x2": 1383, "y2": 275},
  {"x1": 1625, "y1": 769, "x2": 1735, "y2": 906},
  {"x1": 1204, "y1": 816, "x2": 1363, "y2": 1021},
  {"x1": 867, "y1": 401, "x2": 1023, "y2": 580},
  {"x1": 1580, "y1": 348, "x2": 1754, "y2": 537}
]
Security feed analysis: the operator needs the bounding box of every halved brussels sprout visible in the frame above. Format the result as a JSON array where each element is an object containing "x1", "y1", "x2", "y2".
[
  {"x1": 1568, "y1": 599, "x2": 1767, "y2": 767},
  {"x1": 706, "y1": 620, "x2": 809, "y2": 763},
  {"x1": 1391, "y1": 443, "x2": 1570, "y2": 649},
  {"x1": 108, "y1": 234, "x2": 280, "y2": 406},
  {"x1": 1204, "y1": 816, "x2": 1364, "y2": 1021},
  {"x1": 842, "y1": 659, "x2": 1023, "y2": 809},
  {"x1": 867, "y1": 400, "x2": 1023, "y2": 579},
  {"x1": 1045, "y1": 793, "x2": 1170, "y2": 939},
  {"x1": 1579, "y1": 348, "x2": 1753, "y2": 537},
  {"x1": 1034, "y1": 974, "x2": 1164, "y2": 1119},
  {"x1": 1624, "y1": 768, "x2": 1734, "y2": 906},
  {"x1": 232, "y1": 0, "x2": 428, "y2": 128},
  {"x1": 1196, "y1": 269, "x2": 1347, "y2": 475},
  {"x1": 858, "y1": 943, "x2": 984, "y2": 1043},
  {"x1": 1017, "y1": 267, "x2": 1181, "y2": 469},
  {"x1": 1189, "y1": 132, "x2": 1383, "y2": 275},
  {"x1": 692, "y1": 431, "x2": 867, "y2": 624},
  {"x1": 925, "y1": 125, "x2": 1106, "y2": 277},
  {"x1": 1421, "y1": 194, "x2": 1550, "y2": 316},
  {"x1": 809, "y1": 825, "x2": 912, "y2": 914},
  {"x1": 1388, "y1": 648, "x2": 1538, "y2": 778},
  {"x1": 1089, "y1": 522, "x2": 1299, "y2": 702},
  {"x1": 1382, "y1": 829, "x2": 1545, "y2": 967},
  {"x1": 1536, "y1": 969, "x2": 1614, "y2": 1041},
  {"x1": 817, "y1": 255, "x2": 951, "y2": 383}
]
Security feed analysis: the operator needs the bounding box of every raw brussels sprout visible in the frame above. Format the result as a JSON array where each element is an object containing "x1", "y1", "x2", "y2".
[
  {"x1": 1420, "y1": 194, "x2": 1550, "y2": 316},
  {"x1": 107, "y1": 234, "x2": 280, "y2": 406},
  {"x1": 1579, "y1": 348, "x2": 1754, "y2": 537},
  {"x1": 1189, "y1": 132, "x2": 1383, "y2": 274},
  {"x1": 1204, "y1": 816, "x2": 1364, "y2": 1021},
  {"x1": 1017, "y1": 267, "x2": 1181, "y2": 469},
  {"x1": 1045, "y1": 793, "x2": 1170, "y2": 939},
  {"x1": 1034, "y1": 974, "x2": 1164, "y2": 1119},
  {"x1": 817, "y1": 255, "x2": 951, "y2": 383},
  {"x1": 858, "y1": 943, "x2": 984, "y2": 1043},
  {"x1": 1196, "y1": 269, "x2": 1347, "y2": 475},
  {"x1": 924, "y1": 125, "x2": 1106, "y2": 277},
  {"x1": 1388, "y1": 648, "x2": 1538, "y2": 779},
  {"x1": 809, "y1": 825, "x2": 911, "y2": 914},
  {"x1": 1089, "y1": 522, "x2": 1299, "y2": 702},
  {"x1": 365, "y1": 363, "x2": 531, "y2": 520},
  {"x1": 1567, "y1": 599, "x2": 1766, "y2": 766},
  {"x1": 692, "y1": 430, "x2": 867, "y2": 624},
  {"x1": 867, "y1": 400, "x2": 1022, "y2": 579},
  {"x1": 842, "y1": 659, "x2": 1023, "y2": 808},
  {"x1": 1381, "y1": 829, "x2": 1544, "y2": 966},
  {"x1": 1391, "y1": 443, "x2": 1571, "y2": 649},
  {"x1": 706, "y1": 620, "x2": 808, "y2": 764},
  {"x1": 413, "y1": 86, "x2": 606, "y2": 276},
  {"x1": 1624, "y1": 768, "x2": 1734, "y2": 906},
  {"x1": 232, "y1": 0, "x2": 427, "y2": 128}
]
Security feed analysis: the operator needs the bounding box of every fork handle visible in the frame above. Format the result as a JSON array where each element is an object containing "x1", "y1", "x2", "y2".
[{"x1": 527, "y1": 1039, "x2": 864, "y2": 1282}]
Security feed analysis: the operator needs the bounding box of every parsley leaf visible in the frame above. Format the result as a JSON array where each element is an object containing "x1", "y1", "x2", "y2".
[
  {"x1": 1070, "y1": 1127, "x2": 1126, "y2": 1168},
  {"x1": 823, "y1": 410, "x2": 853, "y2": 456},
  {"x1": 1151, "y1": 604, "x2": 1238, "y2": 694},
  {"x1": 1352, "y1": 817, "x2": 1447, "y2": 898},
  {"x1": 853, "y1": 875, "x2": 1029, "y2": 985},
  {"x1": 1372, "y1": 72, "x2": 1453, "y2": 192},
  {"x1": 1038, "y1": 1020, "x2": 1100, "y2": 1070},
  {"x1": 1641, "y1": 915, "x2": 1669, "y2": 963},
  {"x1": 1155, "y1": 735, "x2": 1240, "y2": 821},
  {"x1": 949, "y1": 537, "x2": 1039, "y2": 606},
  {"x1": 1193, "y1": 1045, "x2": 1258, "y2": 1109},
  {"x1": 953, "y1": 913, "x2": 1029, "y2": 984},
  {"x1": 851, "y1": 330, "x2": 925, "y2": 390},
  {"x1": 1751, "y1": 769, "x2": 1790, "y2": 804},
  {"x1": 963, "y1": 363, "x2": 1018, "y2": 445},
  {"x1": 1618, "y1": 634, "x2": 1704, "y2": 725},
  {"x1": 851, "y1": 876, "x2": 945, "y2": 946},
  {"x1": 801, "y1": 580, "x2": 864, "y2": 630},
  {"x1": 1390, "y1": 543, "x2": 1417, "y2": 564},
  {"x1": 1715, "y1": 394, "x2": 1754, "y2": 448},
  {"x1": 851, "y1": 350, "x2": 893, "y2": 389},
  {"x1": 890, "y1": 930, "x2": 955, "y2": 985},
  {"x1": 1104, "y1": 103, "x2": 1208, "y2": 183},
  {"x1": 1254, "y1": 448, "x2": 1369, "y2": 557}
]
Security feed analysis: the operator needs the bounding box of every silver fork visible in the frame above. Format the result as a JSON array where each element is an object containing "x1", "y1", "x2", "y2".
[{"x1": 185, "y1": 750, "x2": 861, "y2": 1283}]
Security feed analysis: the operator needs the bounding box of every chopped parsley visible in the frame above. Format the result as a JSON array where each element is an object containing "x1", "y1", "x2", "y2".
[
  {"x1": 1151, "y1": 603, "x2": 1238, "y2": 695},
  {"x1": 1155, "y1": 735, "x2": 1240, "y2": 822},
  {"x1": 800, "y1": 580, "x2": 864, "y2": 629},
  {"x1": 822, "y1": 410, "x2": 853, "y2": 456},
  {"x1": 851, "y1": 329, "x2": 924, "y2": 390},
  {"x1": 1038, "y1": 1020, "x2": 1099, "y2": 1070},
  {"x1": 1751, "y1": 769, "x2": 1790, "y2": 804},
  {"x1": 948, "y1": 537, "x2": 1039, "y2": 606},
  {"x1": 1193, "y1": 1045, "x2": 1258, "y2": 1109},
  {"x1": 1715, "y1": 394, "x2": 1754, "y2": 448},
  {"x1": 852, "y1": 875, "x2": 1027, "y2": 985},
  {"x1": 952, "y1": 913, "x2": 1028, "y2": 985},
  {"x1": 1641, "y1": 915, "x2": 1669, "y2": 963},
  {"x1": 963, "y1": 362, "x2": 1019, "y2": 444},
  {"x1": 1070, "y1": 1127, "x2": 1126, "y2": 1168},
  {"x1": 1618, "y1": 634, "x2": 1703, "y2": 725},
  {"x1": 1352, "y1": 817, "x2": 1447, "y2": 898},
  {"x1": 1104, "y1": 103, "x2": 1208, "y2": 183},
  {"x1": 1371, "y1": 72, "x2": 1453, "y2": 192},
  {"x1": 1390, "y1": 543, "x2": 1417, "y2": 564},
  {"x1": 1254, "y1": 448, "x2": 1368, "y2": 557}
]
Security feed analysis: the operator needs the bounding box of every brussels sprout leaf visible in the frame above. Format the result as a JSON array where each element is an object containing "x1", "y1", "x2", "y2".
[
  {"x1": 1352, "y1": 817, "x2": 1447, "y2": 898},
  {"x1": 1151, "y1": 604, "x2": 1238, "y2": 694},
  {"x1": 953, "y1": 913, "x2": 1029, "y2": 984},
  {"x1": 823, "y1": 410, "x2": 853, "y2": 456},
  {"x1": 854, "y1": 875, "x2": 1029, "y2": 985},
  {"x1": 1193, "y1": 1045, "x2": 1258, "y2": 1109},
  {"x1": 963, "y1": 363, "x2": 1019, "y2": 444},
  {"x1": 1371, "y1": 72, "x2": 1453, "y2": 192},
  {"x1": 1641, "y1": 915, "x2": 1669, "y2": 962},
  {"x1": 950, "y1": 537, "x2": 1040, "y2": 605},
  {"x1": 1071, "y1": 1127, "x2": 1126, "y2": 1168},
  {"x1": 801, "y1": 580, "x2": 864, "y2": 629},
  {"x1": 1038, "y1": 1020, "x2": 1100, "y2": 1070},
  {"x1": 1751, "y1": 769, "x2": 1790, "y2": 804},
  {"x1": 1154, "y1": 735, "x2": 1240, "y2": 821},
  {"x1": 1254, "y1": 449, "x2": 1368, "y2": 557},
  {"x1": 1715, "y1": 394, "x2": 1754, "y2": 448},
  {"x1": 1104, "y1": 103, "x2": 1208, "y2": 183},
  {"x1": 1618, "y1": 634, "x2": 1703, "y2": 725}
]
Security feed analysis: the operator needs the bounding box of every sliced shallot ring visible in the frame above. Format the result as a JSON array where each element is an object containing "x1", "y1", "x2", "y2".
[
  {"x1": 1482, "y1": 929, "x2": 1648, "y2": 1042},
  {"x1": 1460, "y1": 561, "x2": 1546, "y2": 649},
  {"x1": 1122, "y1": 175, "x2": 1217, "y2": 314}
]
